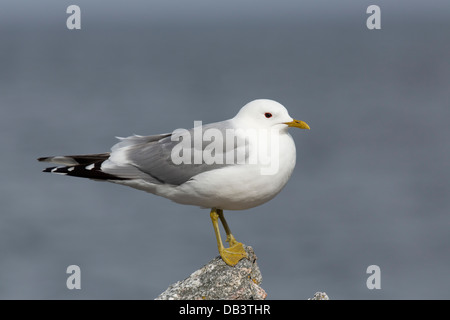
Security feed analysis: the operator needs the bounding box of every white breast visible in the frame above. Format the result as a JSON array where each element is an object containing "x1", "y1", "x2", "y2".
[{"x1": 158, "y1": 131, "x2": 297, "y2": 210}]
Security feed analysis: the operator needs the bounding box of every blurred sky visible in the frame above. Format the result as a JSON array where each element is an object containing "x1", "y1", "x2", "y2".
[{"x1": 1, "y1": 0, "x2": 450, "y2": 25}]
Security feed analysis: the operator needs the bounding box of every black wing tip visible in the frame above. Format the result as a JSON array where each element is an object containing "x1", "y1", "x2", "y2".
[
  {"x1": 38, "y1": 153, "x2": 127, "y2": 181},
  {"x1": 41, "y1": 163, "x2": 129, "y2": 181},
  {"x1": 37, "y1": 153, "x2": 110, "y2": 164}
]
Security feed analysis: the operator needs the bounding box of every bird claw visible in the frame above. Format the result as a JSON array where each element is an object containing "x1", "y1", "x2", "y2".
[{"x1": 219, "y1": 242, "x2": 248, "y2": 266}]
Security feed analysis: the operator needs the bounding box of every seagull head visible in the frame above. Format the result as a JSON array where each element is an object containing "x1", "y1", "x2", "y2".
[{"x1": 233, "y1": 99, "x2": 310, "y2": 131}]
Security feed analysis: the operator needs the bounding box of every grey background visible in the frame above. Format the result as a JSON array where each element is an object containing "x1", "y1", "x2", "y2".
[{"x1": 1, "y1": 0, "x2": 449, "y2": 299}]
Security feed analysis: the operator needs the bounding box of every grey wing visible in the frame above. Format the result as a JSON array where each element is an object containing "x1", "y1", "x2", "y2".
[{"x1": 103, "y1": 120, "x2": 248, "y2": 186}]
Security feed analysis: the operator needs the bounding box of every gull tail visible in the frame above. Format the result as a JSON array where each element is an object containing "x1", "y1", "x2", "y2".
[{"x1": 37, "y1": 153, "x2": 128, "y2": 181}]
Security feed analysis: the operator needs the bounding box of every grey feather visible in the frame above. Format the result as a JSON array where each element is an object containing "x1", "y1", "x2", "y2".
[{"x1": 105, "y1": 120, "x2": 249, "y2": 185}]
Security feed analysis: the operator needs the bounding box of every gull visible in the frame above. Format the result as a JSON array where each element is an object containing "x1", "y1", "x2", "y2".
[{"x1": 38, "y1": 99, "x2": 310, "y2": 266}]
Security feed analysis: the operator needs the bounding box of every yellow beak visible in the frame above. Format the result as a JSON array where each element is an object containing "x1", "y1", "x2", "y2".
[{"x1": 284, "y1": 119, "x2": 310, "y2": 130}]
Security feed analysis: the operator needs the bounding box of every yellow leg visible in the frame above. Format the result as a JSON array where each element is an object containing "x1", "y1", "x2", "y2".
[
  {"x1": 210, "y1": 208, "x2": 248, "y2": 266},
  {"x1": 217, "y1": 209, "x2": 238, "y2": 246}
]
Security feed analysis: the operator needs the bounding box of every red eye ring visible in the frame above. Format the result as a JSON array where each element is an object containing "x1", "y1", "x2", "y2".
[{"x1": 264, "y1": 113, "x2": 272, "y2": 118}]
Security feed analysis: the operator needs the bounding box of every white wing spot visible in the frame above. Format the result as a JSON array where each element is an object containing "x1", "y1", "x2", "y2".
[{"x1": 86, "y1": 164, "x2": 95, "y2": 170}]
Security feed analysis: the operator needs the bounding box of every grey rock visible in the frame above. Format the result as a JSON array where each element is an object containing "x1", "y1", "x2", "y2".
[
  {"x1": 156, "y1": 245, "x2": 267, "y2": 300},
  {"x1": 308, "y1": 292, "x2": 330, "y2": 300}
]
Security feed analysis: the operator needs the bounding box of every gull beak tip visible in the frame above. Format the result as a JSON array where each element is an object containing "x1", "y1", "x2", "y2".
[{"x1": 284, "y1": 119, "x2": 310, "y2": 130}]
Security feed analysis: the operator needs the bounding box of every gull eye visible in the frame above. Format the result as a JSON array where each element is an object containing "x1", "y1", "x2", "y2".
[{"x1": 264, "y1": 113, "x2": 272, "y2": 118}]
